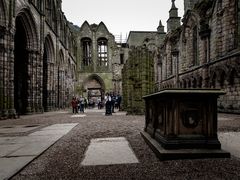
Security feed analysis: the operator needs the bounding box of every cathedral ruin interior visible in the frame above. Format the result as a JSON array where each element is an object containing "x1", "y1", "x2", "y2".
[{"x1": 0, "y1": 0, "x2": 240, "y2": 119}]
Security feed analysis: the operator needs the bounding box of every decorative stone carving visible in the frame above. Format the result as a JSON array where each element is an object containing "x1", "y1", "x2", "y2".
[{"x1": 141, "y1": 89, "x2": 230, "y2": 160}]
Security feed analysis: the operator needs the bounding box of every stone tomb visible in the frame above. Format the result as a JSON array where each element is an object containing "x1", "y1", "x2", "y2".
[{"x1": 141, "y1": 89, "x2": 230, "y2": 160}]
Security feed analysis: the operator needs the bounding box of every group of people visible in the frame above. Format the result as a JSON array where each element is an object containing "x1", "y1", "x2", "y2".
[
  {"x1": 104, "y1": 92, "x2": 122, "y2": 115},
  {"x1": 71, "y1": 96, "x2": 86, "y2": 114},
  {"x1": 70, "y1": 92, "x2": 122, "y2": 115}
]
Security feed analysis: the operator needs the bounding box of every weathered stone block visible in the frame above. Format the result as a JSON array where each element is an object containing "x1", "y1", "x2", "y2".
[{"x1": 141, "y1": 89, "x2": 230, "y2": 160}]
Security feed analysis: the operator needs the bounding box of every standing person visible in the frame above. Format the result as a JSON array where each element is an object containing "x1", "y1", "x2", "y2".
[
  {"x1": 76, "y1": 98, "x2": 80, "y2": 113},
  {"x1": 71, "y1": 97, "x2": 78, "y2": 114},
  {"x1": 105, "y1": 93, "x2": 112, "y2": 115},
  {"x1": 116, "y1": 93, "x2": 122, "y2": 110},
  {"x1": 84, "y1": 98, "x2": 88, "y2": 109},
  {"x1": 79, "y1": 96, "x2": 85, "y2": 113},
  {"x1": 110, "y1": 92, "x2": 116, "y2": 113},
  {"x1": 97, "y1": 97, "x2": 102, "y2": 109}
]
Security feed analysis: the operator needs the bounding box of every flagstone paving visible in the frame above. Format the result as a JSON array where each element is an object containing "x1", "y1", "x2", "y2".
[
  {"x1": 0, "y1": 110, "x2": 239, "y2": 179},
  {"x1": 0, "y1": 123, "x2": 78, "y2": 180}
]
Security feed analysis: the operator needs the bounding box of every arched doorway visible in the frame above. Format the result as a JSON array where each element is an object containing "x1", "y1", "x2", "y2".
[
  {"x1": 43, "y1": 35, "x2": 55, "y2": 111},
  {"x1": 83, "y1": 74, "x2": 105, "y2": 105},
  {"x1": 13, "y1": 9, "x2": 39, "y2": 115},
  {"x1": 14, "y1": 16, "x2": 29, "y2": 115}
]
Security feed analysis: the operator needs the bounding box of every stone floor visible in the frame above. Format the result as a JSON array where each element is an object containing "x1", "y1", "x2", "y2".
[{"x1": 0, "y1": 108, "x2": 240, "y2": 179}]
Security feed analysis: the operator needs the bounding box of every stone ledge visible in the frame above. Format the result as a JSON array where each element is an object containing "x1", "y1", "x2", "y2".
[{"x1": 140, "y1": 131, "x2": 231, "y2": 161}]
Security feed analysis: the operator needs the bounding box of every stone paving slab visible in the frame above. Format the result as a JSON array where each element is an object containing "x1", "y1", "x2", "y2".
[
  {"x1": 81, "y1": 137, "x2": 139, "y2": 166},
  {"x1": 0, "y1": 124, "x2": 41, "y2": 134},
  {"x1": 0, "y1": 144, "x2": 24, "y2": 157},
  {"x1": 0, "y1": 157, "x2": 34, "y2": 180},
  {"x1": 71, "y1": 114, "x2": 86, "y2": 118},
  {"x1": 0, "y1": 137, "x2": 20, "y2": 145},
  {"x1": 29, "y1": 129, "x2": 71, "y2": 136},
  {"x1": 8, "y1": 141, "x2": 55, "y2": 156},
  {"x1": 0, "y1": 123, "x2": 78, "y2": 179},
  {"x1": 219, "y1": 132, "x2": 240, "y2": 158}
]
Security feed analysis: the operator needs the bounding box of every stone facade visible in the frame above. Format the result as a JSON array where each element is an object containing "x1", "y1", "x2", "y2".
[
  {"x1": 157, "y1": 0, "x2": 240, "y2": 113},
  {"x1": 1, "y1": 0, "x2": 239, "y2": 119},
  {"x1": 73, "y1": 21, "x2": 123, "y2": 102},
  {"x1": 122, "y1": 47, "x2": 155, "y2": 115},
  {"x1": 0, "y1": 0, "x2": 76, "y2": 119},
  {"x1": 121, "y1": 26, "x2": 166, "y2": 114}
]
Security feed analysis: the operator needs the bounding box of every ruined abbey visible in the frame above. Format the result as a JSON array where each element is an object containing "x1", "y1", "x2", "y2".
[{"x1": 0, "y1": 0, "x2": 240, "y2": 119}]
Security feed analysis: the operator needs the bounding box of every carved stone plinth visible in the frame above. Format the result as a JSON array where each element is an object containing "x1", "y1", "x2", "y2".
[{"x1": 141, "y1": 89, "x2": 230, "y2": 160}]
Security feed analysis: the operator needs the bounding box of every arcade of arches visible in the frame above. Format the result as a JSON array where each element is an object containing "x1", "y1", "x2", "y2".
[{"x1": 1, "y1": 0, "x2": 240, "y2": 119}]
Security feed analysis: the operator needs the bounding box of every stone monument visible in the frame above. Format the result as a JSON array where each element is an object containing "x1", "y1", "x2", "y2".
[{"x1": 141, "y1": 89, "x2": 230, "y2": 160}]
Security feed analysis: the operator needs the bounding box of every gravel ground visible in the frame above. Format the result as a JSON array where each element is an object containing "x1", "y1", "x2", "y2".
[{"x1": 1, "y1": 110, "x2": 240, "y2": 180}]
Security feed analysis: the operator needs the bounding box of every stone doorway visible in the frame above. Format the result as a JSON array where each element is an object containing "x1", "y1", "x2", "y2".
[
  {"x1": 14, "y1": 16, "x2": 28, "y2": 115},
  {"x1": 84, "y1": 74, "x2": 105, "y2": 105}
]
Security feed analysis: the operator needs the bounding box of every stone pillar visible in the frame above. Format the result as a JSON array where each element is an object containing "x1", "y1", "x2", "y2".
[
  {"x1": 0, "y1": 26, "x2": 6, "y2": 118},
  {"x1": 54, "y1": 66, "x2": 59, "y2": 109},
  {"x1": 23, "y1": 48, "x2": 37, "y2": 115},
  {"x1": 6, "y1": 29, "x2": 16, "y2": 118},
  {"x1": 26, "y1": 49, "x2": 35, "y2": 114},
  {"x1": 37, "y1": 51, "x2": 43, "y2": 113},
  {"x1": 49, "y1": 62, "x2": 54, "y2": 111}
]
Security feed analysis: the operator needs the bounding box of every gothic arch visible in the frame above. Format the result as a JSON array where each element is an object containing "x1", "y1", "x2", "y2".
[
  {"x1": 81, "y1": 37, "x2": 92, "y2": 66},
  {"x1": 97, "y1": 37, "x2": 108, "y2": 66},
  {"x1": 14, "y1": 9, "x2": 39, "y2": 115},
  {"x1": 43, "y1": 34, "x2": 55, "y2": 111},
  {"x1": 83, "y1": 74, "x2": 106, "y2": 101},
  {"x1": 182, "y1": 11, "x2": 200, "y2": 67},
  {"x1": 84, "y1": 74, "x2": 106, "y2": 90},
  {"x1": 56, "y1": 49, "x2": 65, "y2": 108},
  {"x1": 15, "y1": 8, "x2": 39, "y2": 50},
  {"x1": 44, "y1": 35, "x2": 55, "y2": 62}
]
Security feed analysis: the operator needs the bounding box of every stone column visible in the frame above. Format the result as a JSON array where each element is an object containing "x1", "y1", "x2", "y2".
[
  {"x1": 49, "y1": 62, "x2": 54, "y2": 111},
  {"x1": 37, "y1": 51, "x2": 43, "y2": 113},
  {"x1": 0, "y1": 26, "x2": 6, "y2": 118},
  {"x1": 6, "y1": 29, "x2": 16, "y2": 118},
  {"x1": 25, "y1": 48, "x2": 33, "y2": 114},
  {"x1": 54, "y1": 66, "x2": 59, "y2": 109}
]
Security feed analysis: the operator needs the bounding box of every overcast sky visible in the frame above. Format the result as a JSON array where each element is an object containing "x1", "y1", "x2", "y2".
[{"x1": 62, "y1": 0, "x2": 184, "y2": 39}]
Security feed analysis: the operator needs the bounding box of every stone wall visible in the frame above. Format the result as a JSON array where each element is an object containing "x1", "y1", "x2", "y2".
[
  {"x1": 122, "y1": 47, "x2": 155, "y2": 115},
  {"x1": 0, "y1": 0, "x2": 76, "y2": 119},
  {"x1": 157, "y1": 0, "x2": 240, "y2": 113}
]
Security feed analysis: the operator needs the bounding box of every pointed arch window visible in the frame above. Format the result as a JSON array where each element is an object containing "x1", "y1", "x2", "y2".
[
  {"x1": 97, "y1": 38, "x2": 108, "y2": 66},
  {"x1": 52, "y1": 3, "x2": 57, "y2": 33},
  {"x1": 81, "y1": 38, "x2": 92, "y2": 66},
  {"x1": 192, "y1": 26, "x2": 199, "y2": 66},
  {"x1": 46, "y1": 0, "x2": 51, "y2": 23}
]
